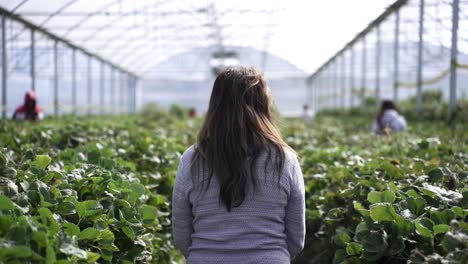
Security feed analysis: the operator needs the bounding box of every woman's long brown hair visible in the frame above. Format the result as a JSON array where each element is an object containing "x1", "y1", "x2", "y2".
[{"x1": 191, "y1": 67, "x2": 289, "y2": 211}]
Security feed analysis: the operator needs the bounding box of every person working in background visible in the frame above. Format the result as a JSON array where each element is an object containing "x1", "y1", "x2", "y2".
[
  {"x1": 188, "y1": 107, "x2": 197, "y2": 118},
  {"x1": 12, "y1": 91, "x2": 44, "y2": 121},
  {"x1": 301, "y1": 104, "x2": 314, "y2": 122},
  {"x1": 372, "y1": 100, "x2": 407, "y2": 135}
]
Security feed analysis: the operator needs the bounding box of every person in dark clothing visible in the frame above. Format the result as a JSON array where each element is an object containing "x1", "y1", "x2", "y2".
[{"x1": 12, "y1": 91, "x2": 44, "y2": 121}]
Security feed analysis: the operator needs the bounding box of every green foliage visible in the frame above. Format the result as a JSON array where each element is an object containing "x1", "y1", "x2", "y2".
[
  {"x1": 0, "y1": 108, "x2": 466, "y2": 264},
  {"x1": 0, "y1": 116, "x2": 189, "y2": 263},
  {"x1": 288, "y1": 115, "x2": 467, "y2": 264}
]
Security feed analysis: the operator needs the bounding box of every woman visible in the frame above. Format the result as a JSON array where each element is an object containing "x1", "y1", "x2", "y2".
[
  {"x1": 372, "y1": 100, "x2": 407, "y2": 134},
  {"x1": 172, "y1": 67, "x2": 305, "y2": 263}
]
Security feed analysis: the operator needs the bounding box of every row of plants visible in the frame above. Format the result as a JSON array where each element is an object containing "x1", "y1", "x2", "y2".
[
  {"x1": 0, "y1": 112, "x2": 194, "y2": 263},
  {"x1": 287, "y1": 115, "x2": 467, "y2": 263},
  {"x1": 0, "y1": 104, "x2": 466, "y2": 263}
]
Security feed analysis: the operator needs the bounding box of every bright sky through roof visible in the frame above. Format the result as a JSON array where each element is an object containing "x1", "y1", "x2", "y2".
[
  {"x1": 0, "y1": 0, "x2": 398, "y2": 75},
  {"x1": 267, "y1": 0, "x2": 397, "y2": 73}
]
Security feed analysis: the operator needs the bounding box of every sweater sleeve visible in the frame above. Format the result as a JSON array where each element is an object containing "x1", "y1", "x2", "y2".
[
  {"x1": 172, "y1": 151, "x2": 194, "y2": 257},
  {"x1": 285, "y1": 155, "x2": 306, "y2": 259}
]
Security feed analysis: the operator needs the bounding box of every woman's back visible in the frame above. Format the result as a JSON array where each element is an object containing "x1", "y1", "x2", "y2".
[
  {"x1": 172, "y1": 145, "x2": 305, "y2": 264},
  {"x1": 172, "y1": 67, "x2": 305, "y2": 263}
]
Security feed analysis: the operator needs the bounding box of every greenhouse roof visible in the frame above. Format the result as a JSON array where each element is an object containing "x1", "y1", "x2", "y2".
[{"x1": 0, "y1": 0, "x2": 396, "y2": 78}]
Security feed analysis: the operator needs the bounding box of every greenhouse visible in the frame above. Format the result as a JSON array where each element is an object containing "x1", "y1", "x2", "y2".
[{"x1": 0, "y1": 0, "x2": 466, "y2": 263}]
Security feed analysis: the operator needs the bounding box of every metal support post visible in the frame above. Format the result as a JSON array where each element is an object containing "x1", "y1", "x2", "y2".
[
  {"x1": 110, "y1": 67, "x2": 115, "y2": 113},
  {"x1": 361, "y1": 36, "x2": 367, "y2": 107},
  {"x1": 120, "y1": 72, "x2": 125, "y2": 113},
  {"x1": 71, "y1": 48, "x2": 77, "y2": 114},
  {"x1": 449, "y1": 0, "x2": 459, "y2": 118},
  {"x1": 100, "y1": 61, "x2": 105, "y2": 114},
  {"x1": 87, "y1": 55, "x2": 92, "y2": 115},
  {"x1": 393, "y1": 9, "x2": 400, "y2": 102},
  {"x1": 127, "y1": 75, "x2": 132, "y2": 112},
  {"x1": 416, "y1": 0, "x2": 425, "y2": 114},
  {"x1": 350, "y1": 46, "x2": 355, "y2": 107},
  {"x1": 341, "y1": 54, "x2": 346, "y2": 108},
  {"x1": 376, "y1": 25, "x2": 381, "y2": 105},
  {"x1": 30, "y1": 29, "x2": 35, "y2": 91},
  {"x1": 334, "y1": 61, "x2": 339, "y2": 108},
  {"x1": 1, "y1": 16, "x2": 7, "y2": 119},
  {"x1": 53, "y1": 41, "x2": 59, "y2": 116}
]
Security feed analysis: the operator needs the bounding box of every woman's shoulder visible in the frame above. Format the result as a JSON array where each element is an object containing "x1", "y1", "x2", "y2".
[
  {"x1": 180, "y1": 145, "x2": 196, "y2": 165},
  {"x1": 283, "y1": 146, "x2": 298, "y2": 163}
]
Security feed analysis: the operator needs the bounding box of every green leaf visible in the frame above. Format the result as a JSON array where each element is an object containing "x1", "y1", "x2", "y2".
[
  {"x1": 128, "y1": 183, "x2": 145, "y2": 204},
  {"x1": 0, "y1": 245, "x2": 32, "y2": 259},
  {"x1": 86, "y1": 251, "x2": 101, "y2": 263},
  {"x1": 369, "y1": 203, "x2": 397, "y2": 222},
  {"x1": 46, "y1": 245, "x2": 56, "y2": 264},
  {"x1": 0, "y1": 195, "x2": 15, "y2": 210},
  {"x1": 392, "y1": 215, "x2": 414, "y2": 237},
  {"x1": 122, "y1": 225, "x2": 135, "y2": 240},
  {"x1": 353, "y1": 201, "x2": 369, "y2": 217},
  {"x1": 31, "y1": 155, "x2": 52, "y2": 170},
  {"x1": 141, "y1": 205, "x2": 157, "y2": 224},
  {"x1": 415, "y1": 217, "x2": 434, "y2": 238},
  {"x1": 402, "y1": 197, "x2": 426, "y2": 216},
  {"x1": 38, "y1": 208, "x2": 60, "y2": 235},
  {"x1": 59, "y1": 242, "x2": 87, "y2": 259},
  {"x1": 387, "y1": 236, "x2": 405, "y2": 255},
  {"x1": 57, "y1": 201, "x2": 76, "y2": 215},
  {"x1": 79, "y1": 227, "x2": 100, "y2": 240},
  {"x1": 433, "y1": 224, "x2": 449, "y2": 235},
  {"x1": 333, "y1": 227, "x2": 351, "y2": 247},
  {"x1": 430, "y1": 209, "x2": 455, "y2": 225},
  {"x1": 63, "y1": 221, "x2": 80, "y2": 237},
  {"x1": 346, "y1": 242, "x2": 363, "y2": 256},
  {"x1": 451, "y1": 206, "x2": 464, "y2": 218},
  {"x1": 77, "y1": 200, "x2": 103, "y2": 218},
  {"x1": 381, "y1": 162, "x2": 404, "y2": 180},
  {"x1": 368, "y1": 190, "x2": 396, "y2": 204},
  {"x1": 87, "y1": 150, "x2": 101, "y2": 164},
  {"x1": 360, "y1": 230, "x2": 388, "y2": 253},
  {"x1": 428, "y1": 168, "x2": 443, "y2": 182},
  {"x1": 98, "y1": 229, "x2": 115, "y2": 246}
]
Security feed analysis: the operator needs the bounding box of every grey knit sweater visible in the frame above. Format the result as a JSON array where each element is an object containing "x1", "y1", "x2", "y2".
[{"x1": 172, "y1": 145, "x2": 305, "y2": 263}]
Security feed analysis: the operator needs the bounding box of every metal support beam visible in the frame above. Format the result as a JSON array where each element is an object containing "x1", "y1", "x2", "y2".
[
  {"x1": 53, "y1": 41, "x2": 59, "y2": 116},
  {"x1": 120, "y1": 71, "x2": 125, "y2": 113},
  {"x1": 71, "y1": 48, "x2": 77, "y2": 114},
  {"x1": 334, "y1": 61, "x2": 339, "y2": 108},
  {"x1": 0, "y1": 6, "x2": 137, "y2": 78},
  {"x1": 30, "y1": 29, "x2": 35, "y2": 91},
  {"x1": 341, "y1": 54, "x2": 346, "y2": 108},
  {"x1": 350, "y1": 46, "x2": 355, "y2": 107},
  {"x1": 110, "y1": 67, "x2": 115, "y2": 113},
  {"x1": 1, "y1": 16, "x2": 7, "y2": 119},
  {"x1": 100, "y1": 61, "x2": 104, "y2": 114},
  {"x1": 375, "y1": 25, "x2": 381, "y2": 105},
  {"x1": 449, "y1": 0, "x2": 459, "y2": 118},
  {"x1": 87, "y1": 55, "x2": 92, "y2": 115},
  {"x1": 416, "y1": 0, "x2": 425, "y2": 114},
  {"x1": 361, "y1": 36, "x2": 367, "y2": 107},
  {"x1": 134, "y1": 78, "x2": 138, "y2": 112},
  {"x1": 393, "y1": 9, "x2": 400, "y2": 102}
]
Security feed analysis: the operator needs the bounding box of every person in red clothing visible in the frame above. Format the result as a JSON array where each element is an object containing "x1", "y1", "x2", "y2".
[
  {"x1": 12, "y1": 91, "x2": 44, "y2": 121},
  {"x1": 188, "y1": 107, "x2": 197, "y2": 118}
]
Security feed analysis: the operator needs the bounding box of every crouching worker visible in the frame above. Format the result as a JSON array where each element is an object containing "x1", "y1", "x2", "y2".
[
  {"x1": 12, "y1": 91, "x2": 44, "y2": 121},
  {"x1": 372, "y1": 100, "x2": 407, "y2": 135}
]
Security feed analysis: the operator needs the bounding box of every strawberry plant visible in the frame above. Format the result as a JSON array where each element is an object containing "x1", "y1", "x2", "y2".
[{"x1": 0, "y1": 111, "x2": 466, "y2": 263}]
